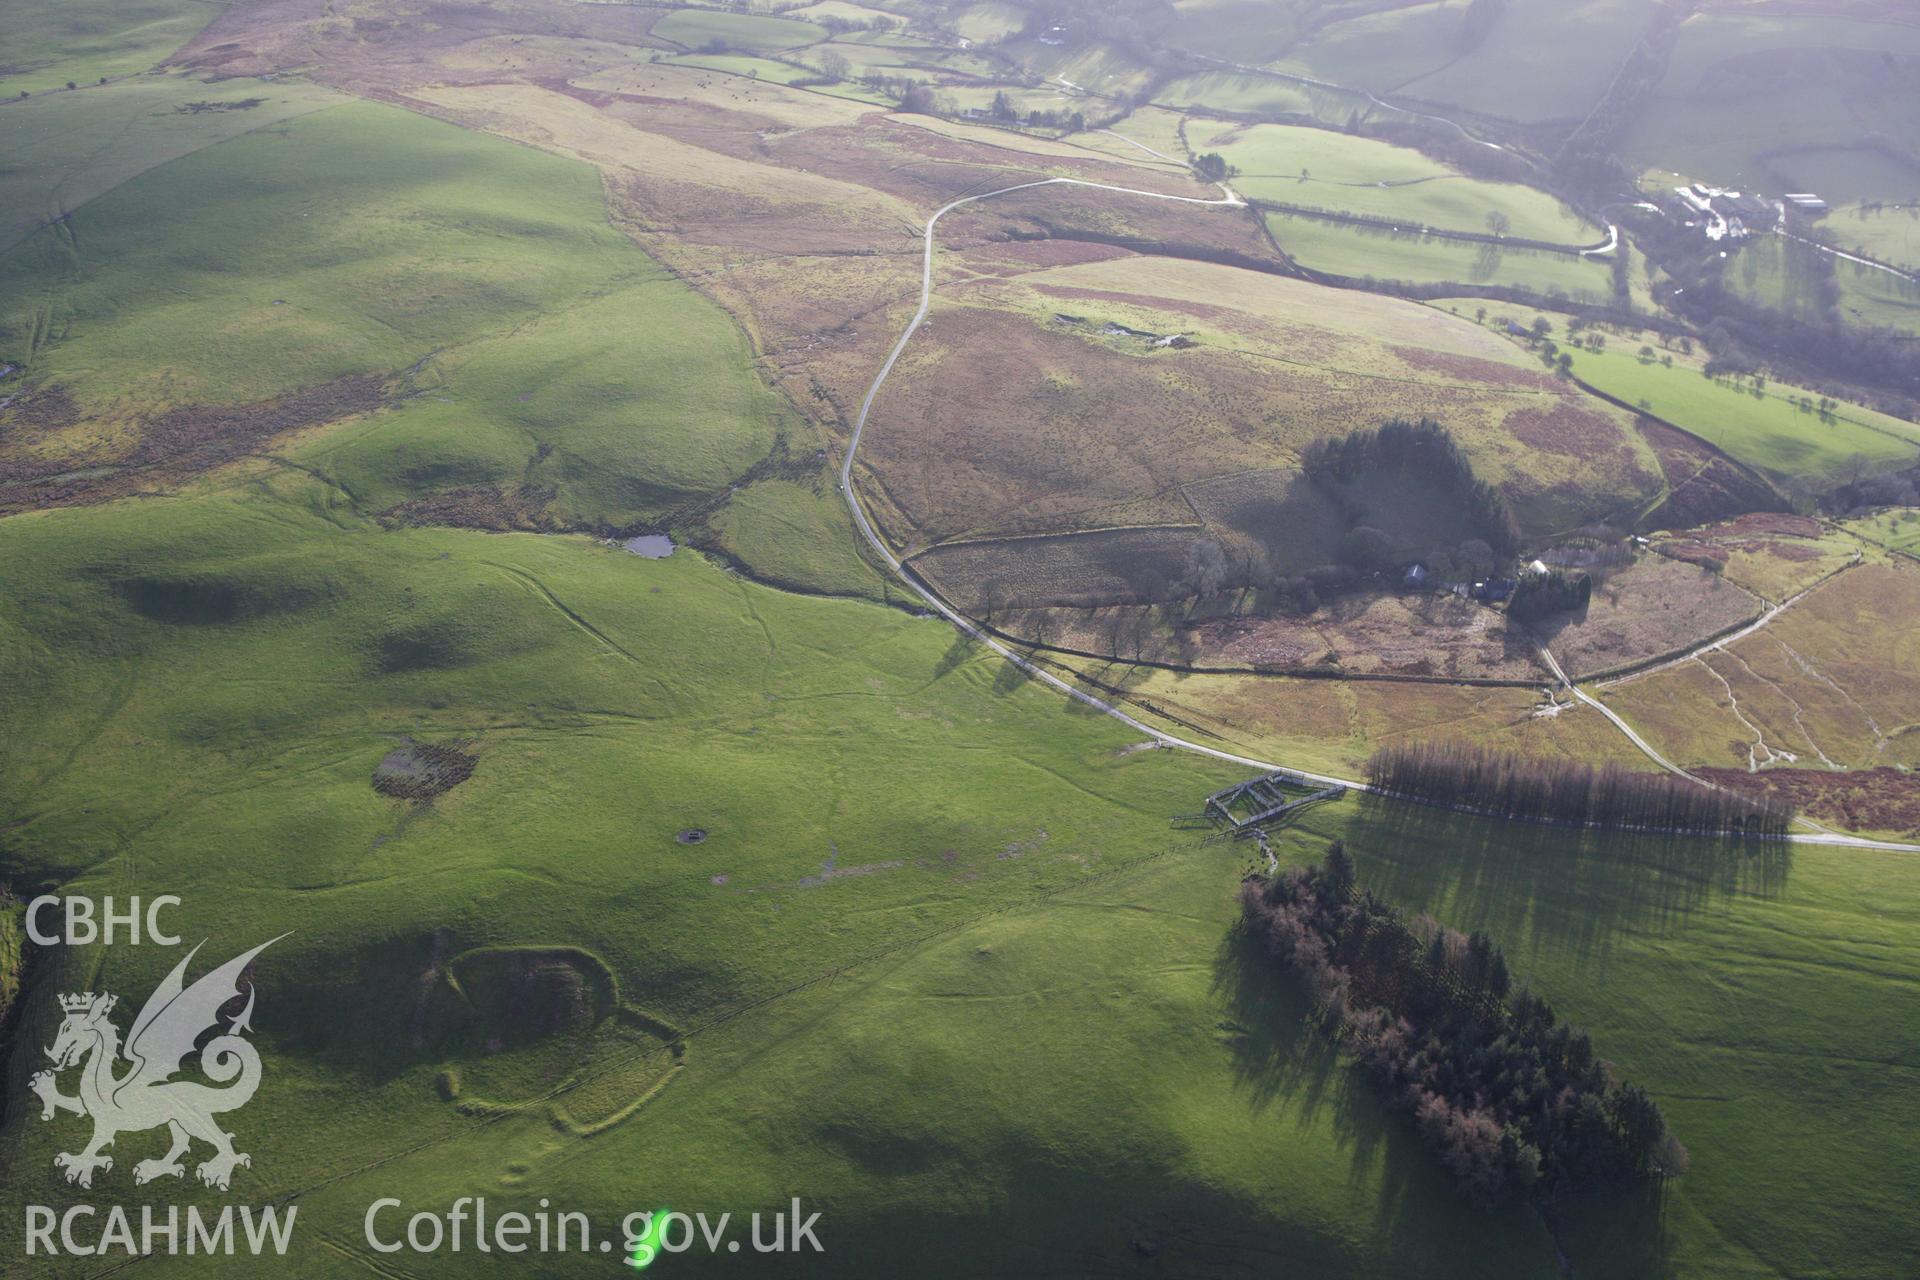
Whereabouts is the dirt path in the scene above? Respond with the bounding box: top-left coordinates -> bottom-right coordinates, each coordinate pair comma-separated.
837,174 -> 1920,854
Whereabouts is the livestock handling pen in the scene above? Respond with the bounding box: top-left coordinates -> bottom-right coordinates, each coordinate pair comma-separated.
1204,770 -> 1348,837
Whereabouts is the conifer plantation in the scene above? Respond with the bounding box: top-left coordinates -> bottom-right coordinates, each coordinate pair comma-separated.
1239,844 -> 1688,1208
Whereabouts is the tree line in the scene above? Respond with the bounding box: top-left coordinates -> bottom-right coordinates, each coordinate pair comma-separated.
1367,741 -> 1794,836
1239,844 -> 1687,1207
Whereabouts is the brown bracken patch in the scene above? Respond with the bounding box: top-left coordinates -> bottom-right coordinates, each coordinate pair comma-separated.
0,375 -> 387,512
1695,766 -> 1920,837
1502,403 -> 1630,461
1660,541 -> 1732,570
1753,539 -> 1823,562
1031,283 -> 1235,323
379,484 -> 566,533
372,740 -> 477,801
1637,419 -> 1784,530
1390,345 -> 1558,390
1696,512 -> 1822,539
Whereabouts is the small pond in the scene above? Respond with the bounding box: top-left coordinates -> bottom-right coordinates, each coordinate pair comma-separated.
623,534 -> 675,559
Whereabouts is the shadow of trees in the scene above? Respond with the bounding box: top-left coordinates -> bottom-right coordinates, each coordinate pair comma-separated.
1338,793 -> 1791,966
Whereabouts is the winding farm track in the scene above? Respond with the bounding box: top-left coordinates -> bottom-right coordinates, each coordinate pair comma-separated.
837,176 -> 1346,789
835,174 -> 1920,853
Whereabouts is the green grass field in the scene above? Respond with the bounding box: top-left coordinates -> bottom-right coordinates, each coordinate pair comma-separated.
0,99 -> 784,528
1202,121 -> 1600,244
1265,209 -> 1617,301
0,0 -> 220,96
1435,302 -> 1920,491
651,8 -> 828,52
1383,0 -> 1662,124
952,0 -> 1027,42
1162,0 -> 1308,63
663,51 -> 818,83
1267,0 -> 1661,124
1825,204 -> 1920,272
1834,256 -> 1920,336
1541,343 -> 1920,489
1622,10 -> 1920,203
1075,104 -> 1189,166
1844,507 -> 1920,554
0,72 -> 347,253
1265,0 -> 1463,92
1004,39 -> 1159,103
1157,69 -> 1369,124
1727,235 -> 1832,325
10,92 -> 1600,1271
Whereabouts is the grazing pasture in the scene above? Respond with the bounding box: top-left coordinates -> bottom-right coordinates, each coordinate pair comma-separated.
1834,257 -> 1920,336
0,73 -> 346,252
0,100 -> 783,528
1201,121 -> 1601,244
1271,0 -> 1663,125
0,0 -> 220,95
1825,203 -> 1920,272
1501,330 -> 1920,492
1265,211 -> 1618,301
650,7 -> 828,52
1621,9 -> 1920,202
1157,69 -> 1366,123
952,2 -> 1028,43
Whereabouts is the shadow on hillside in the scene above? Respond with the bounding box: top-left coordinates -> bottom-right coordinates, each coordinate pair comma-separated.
933,629 -> 971,681
1547,1178 -> 1684,1278
1341,792 -> 1793,965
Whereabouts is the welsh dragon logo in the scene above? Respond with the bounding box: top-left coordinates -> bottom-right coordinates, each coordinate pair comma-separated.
30,937 -> 283,1191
